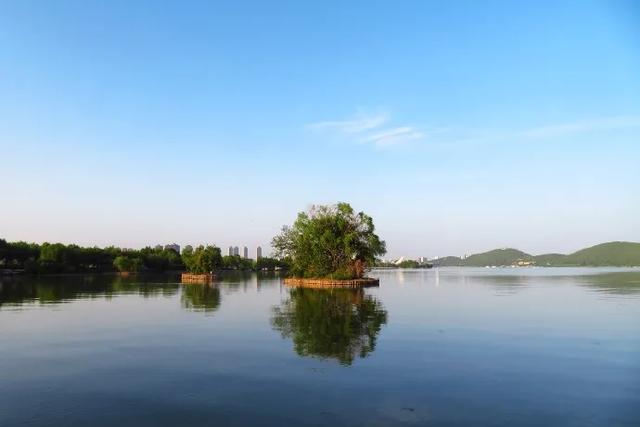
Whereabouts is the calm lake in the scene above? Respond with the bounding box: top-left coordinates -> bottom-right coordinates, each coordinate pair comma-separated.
1,268 -> 639,426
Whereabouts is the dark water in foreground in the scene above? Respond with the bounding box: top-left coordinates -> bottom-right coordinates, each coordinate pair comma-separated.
1,268 -> 639,426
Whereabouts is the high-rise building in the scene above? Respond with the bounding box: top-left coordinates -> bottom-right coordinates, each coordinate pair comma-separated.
165,243 -> 180,254
243,246 -> 248,259
256,246 -> 262,259
228,246 -> 233,256
233,246 -> 239,256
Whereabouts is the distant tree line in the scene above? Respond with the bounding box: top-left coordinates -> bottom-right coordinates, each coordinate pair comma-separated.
0,239 -> 287,275
0,239 -> 184,274
375,259 -> 432,269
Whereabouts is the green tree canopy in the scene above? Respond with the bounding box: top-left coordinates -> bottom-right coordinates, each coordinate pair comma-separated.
113,255 -> 143,273
182,245 -> 222,273
272,203 -> 386,279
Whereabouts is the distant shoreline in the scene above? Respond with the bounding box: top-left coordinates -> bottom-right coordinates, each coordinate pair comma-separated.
371,265 -> 640,270
421,241 -> 640,268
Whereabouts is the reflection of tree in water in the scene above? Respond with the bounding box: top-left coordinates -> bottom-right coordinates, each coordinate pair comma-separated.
0,275 -> 180,308
271,288 -> 387,365
181,284 -> 221,313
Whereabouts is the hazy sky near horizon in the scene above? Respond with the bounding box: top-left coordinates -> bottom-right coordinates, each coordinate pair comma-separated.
1,1 -> 639,258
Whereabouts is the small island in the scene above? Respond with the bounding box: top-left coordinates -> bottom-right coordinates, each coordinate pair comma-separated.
180,245 -> 221,283
272,203 -> 386,288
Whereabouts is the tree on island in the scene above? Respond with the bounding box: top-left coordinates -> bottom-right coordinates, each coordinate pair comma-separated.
113,255 -> 143,273
181,245 -> 223,273
272,202 -> 386,279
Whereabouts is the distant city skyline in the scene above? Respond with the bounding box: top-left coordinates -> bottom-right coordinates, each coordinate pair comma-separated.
1,1 -> 639,259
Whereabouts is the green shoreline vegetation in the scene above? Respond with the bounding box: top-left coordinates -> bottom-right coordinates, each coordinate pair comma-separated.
0,239 -> 286,275
2,211 -> 639,276
376,259 -> 433,269
2,239 -> 639,276
3,240 -> 639,276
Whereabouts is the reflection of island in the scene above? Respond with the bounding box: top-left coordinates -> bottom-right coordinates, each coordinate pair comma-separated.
271,288 -> 387,365
0,275 -> 180,307
181,284 -> 221,313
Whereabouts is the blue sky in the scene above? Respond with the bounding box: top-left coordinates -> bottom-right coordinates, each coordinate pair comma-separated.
1,1 -> 639,258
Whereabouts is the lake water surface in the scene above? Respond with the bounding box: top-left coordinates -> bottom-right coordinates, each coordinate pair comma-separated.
1,268 -> 639,426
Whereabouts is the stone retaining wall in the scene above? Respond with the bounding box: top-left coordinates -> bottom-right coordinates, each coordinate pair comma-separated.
283,277 -> 379,288
181,273 -> 214,283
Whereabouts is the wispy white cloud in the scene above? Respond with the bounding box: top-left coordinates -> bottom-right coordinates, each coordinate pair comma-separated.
307,111 -> 423,148
360,126 -> 424,147
308,112 -> 640,150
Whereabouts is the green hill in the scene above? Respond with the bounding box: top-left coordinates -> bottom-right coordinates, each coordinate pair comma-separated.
532,253 -> 567,266
432,242 -> 640,267
462,248 -> 532,267
559,241 -> 640,266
